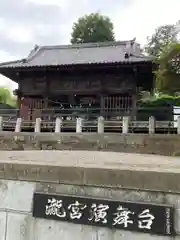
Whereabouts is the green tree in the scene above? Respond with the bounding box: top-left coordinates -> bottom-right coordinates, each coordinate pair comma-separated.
145,24 -> 179,59
0,87 -> 17,107
0,88 -> 11,103
156,43 -> 180,94
71,13 -> 115,44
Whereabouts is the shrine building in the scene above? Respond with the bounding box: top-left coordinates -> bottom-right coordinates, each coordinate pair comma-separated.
0,39 -> 155,121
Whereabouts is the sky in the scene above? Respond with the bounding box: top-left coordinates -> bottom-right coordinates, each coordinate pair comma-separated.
0,0 -> 180,91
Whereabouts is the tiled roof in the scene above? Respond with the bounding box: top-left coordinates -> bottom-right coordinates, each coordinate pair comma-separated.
0,40 -> 151,68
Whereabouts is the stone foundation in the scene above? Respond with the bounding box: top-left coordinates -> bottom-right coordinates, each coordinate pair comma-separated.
0,151 -> 180,239
0,132 -> 180,156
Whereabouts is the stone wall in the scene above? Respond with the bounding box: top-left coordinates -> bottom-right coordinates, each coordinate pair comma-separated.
0,151 -> 180,239
0,132 -> 180,156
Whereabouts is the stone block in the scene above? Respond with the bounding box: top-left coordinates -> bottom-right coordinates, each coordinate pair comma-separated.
33,218 -> 97,240
0,132 -> 180,156
0,180 -> 35,212
97,228 -> 112,240
6,213 -> 34,240
165,194 -> 180,234
113,230 -> 171,239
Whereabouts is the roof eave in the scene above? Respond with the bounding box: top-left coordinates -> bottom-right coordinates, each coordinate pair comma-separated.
0,58 -> 25,66
0,60 -> 153,70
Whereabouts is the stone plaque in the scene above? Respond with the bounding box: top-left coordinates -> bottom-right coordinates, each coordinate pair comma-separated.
32,193 -> 175,236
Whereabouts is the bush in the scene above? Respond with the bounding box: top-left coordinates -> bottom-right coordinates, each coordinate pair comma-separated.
137,95 -> 179,120
139,95 -> 180,106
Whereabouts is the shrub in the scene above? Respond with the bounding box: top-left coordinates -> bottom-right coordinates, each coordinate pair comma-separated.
137,95 -> 179,120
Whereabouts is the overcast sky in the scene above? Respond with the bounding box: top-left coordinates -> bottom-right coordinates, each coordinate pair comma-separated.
0,0 -> 179,90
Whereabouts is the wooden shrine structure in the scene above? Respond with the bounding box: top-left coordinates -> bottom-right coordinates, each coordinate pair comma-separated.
0,39 -> 156,122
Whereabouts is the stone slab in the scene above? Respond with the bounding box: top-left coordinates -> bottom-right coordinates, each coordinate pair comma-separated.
0,212 -> 6,240
113,230 -> 171,240
36,183 -> 165,204
0,151 -> 179,193
0,180 -> 35,212
33,218 -> 97,240
6,213 -> 34,240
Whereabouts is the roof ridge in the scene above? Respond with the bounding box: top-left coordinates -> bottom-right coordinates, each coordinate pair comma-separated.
26,46 -> 44,62
36,39 -> 136,50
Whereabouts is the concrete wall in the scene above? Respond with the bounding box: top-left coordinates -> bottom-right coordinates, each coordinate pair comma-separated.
0,132 -> 180,156
0,151 -> 180,239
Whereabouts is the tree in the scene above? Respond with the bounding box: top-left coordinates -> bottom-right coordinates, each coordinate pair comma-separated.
156,43 -> 180,94
144,24 -> 179,59
0,87 -> 17,107
71,13 -> 115,44
0,88 -> 12,103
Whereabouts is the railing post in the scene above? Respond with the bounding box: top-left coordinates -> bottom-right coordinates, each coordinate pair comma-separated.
122,116 -> 129,134
98,116 -> 104,133
177,116 -> 180,134
76,117 -> 83,133
55,117 -> 62,133
15,118 -> 22,132
34,118 -> 41,133
0,116 -> 3,131
149,116 -> 155,134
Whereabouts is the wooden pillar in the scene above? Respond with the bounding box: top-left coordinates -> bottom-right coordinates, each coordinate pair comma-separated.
17,74 -> 23,117
17,95 -> 21,117
46,77 -> 50,108
131,66 -> 138,120
100,94 -> 104,116
131,94 -> 137,120
69,94 -> 75,105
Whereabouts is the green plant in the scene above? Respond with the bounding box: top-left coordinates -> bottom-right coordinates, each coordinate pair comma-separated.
137,95 -> 178,120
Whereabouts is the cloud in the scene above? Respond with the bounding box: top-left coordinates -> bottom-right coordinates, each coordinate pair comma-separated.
0,0 -> 127,58
113,0 -> 180,45
0,0 -> 66,57
0,0 -> 179,57
0,0 -> 180,90
0,1 -> 62,25
0,50 -> 19,90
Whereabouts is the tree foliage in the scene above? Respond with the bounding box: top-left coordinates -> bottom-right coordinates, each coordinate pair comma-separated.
71,13 -> 115,44
144,24 -> 179,59
137,95 -> 179,121
0,87 -> 17,107
0,88 -> 12,103
144,23 -> 180,94
156,43 -> 180,94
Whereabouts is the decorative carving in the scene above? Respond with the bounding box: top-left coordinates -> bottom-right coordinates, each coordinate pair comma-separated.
34,78 -> 47,91
50,78 -> 102,92
20,78 -> 47,95
61,80 -> 74,90
76,80 -> 90,89
105,76 -> 135,89
90,80 -> 101,88
20,74 -> 136,95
